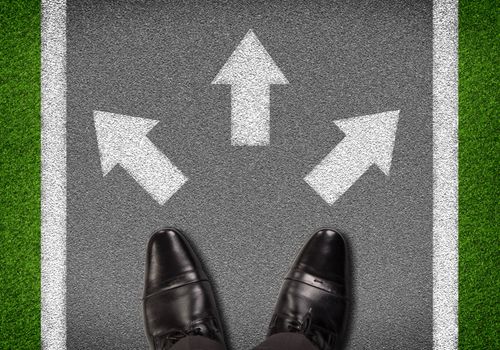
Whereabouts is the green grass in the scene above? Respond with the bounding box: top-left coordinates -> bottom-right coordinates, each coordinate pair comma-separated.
0,0 -> 498,348
0,0 -> 41,348
458,0 -> 499,348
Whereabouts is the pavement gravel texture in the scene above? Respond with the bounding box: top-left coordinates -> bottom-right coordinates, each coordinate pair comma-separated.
65,1 -> 434,349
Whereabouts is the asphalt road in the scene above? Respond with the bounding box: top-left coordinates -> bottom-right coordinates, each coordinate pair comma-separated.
66,0 -> 433,348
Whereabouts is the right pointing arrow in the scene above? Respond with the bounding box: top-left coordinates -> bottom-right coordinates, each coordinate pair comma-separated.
304,110 -> 400,205
94,111 -> 187,205
212,29 -> 288,146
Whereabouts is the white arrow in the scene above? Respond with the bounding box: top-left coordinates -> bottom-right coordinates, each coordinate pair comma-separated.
304,110 -> 400,205
212,29 -> 288,146
94,111 -> 187,205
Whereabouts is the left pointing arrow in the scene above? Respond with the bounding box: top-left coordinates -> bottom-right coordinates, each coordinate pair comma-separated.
94,111 -> 187,205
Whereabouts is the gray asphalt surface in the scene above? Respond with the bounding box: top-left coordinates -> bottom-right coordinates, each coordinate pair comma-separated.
66,0 -> 433,349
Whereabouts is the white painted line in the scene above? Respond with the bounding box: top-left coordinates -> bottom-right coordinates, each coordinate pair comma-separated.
94,111 -> 188,205
433,0 -> 459,349
304,111 -> 400,205
212,29 -> 288,146
41,0 -> 66,349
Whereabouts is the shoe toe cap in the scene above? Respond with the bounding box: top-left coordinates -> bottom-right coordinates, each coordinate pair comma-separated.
144,228 -> 206,295
294,229 -> 348,284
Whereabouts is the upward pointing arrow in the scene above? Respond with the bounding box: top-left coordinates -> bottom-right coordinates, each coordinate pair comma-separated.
94,111 -> 187,205
304,110 -> 400,205
212,29 -> 288,146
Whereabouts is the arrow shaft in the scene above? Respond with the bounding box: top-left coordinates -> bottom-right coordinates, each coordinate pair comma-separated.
231,84 -> 270,146
120,139 -> 187,205
304,138 -> 372,205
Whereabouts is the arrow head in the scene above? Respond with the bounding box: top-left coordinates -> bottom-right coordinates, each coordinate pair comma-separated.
333,110 -> 400,175
212,29 -> 288,85
94,111 -> 159,175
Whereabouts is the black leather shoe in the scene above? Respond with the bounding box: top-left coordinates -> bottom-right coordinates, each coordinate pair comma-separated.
143,228 -> 226,349
267,229 -> 350,350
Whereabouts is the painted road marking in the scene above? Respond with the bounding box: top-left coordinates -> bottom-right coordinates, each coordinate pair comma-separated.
94,111 -> 187,205
305,111 -> 400,205
433,0 -> 459,347
212,29 -> 288,146
41,0 -> 66,349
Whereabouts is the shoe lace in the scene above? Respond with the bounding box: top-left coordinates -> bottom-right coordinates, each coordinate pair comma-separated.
286,309 -> 336,349
287,308 -> 313,334
156,326 -> 205,349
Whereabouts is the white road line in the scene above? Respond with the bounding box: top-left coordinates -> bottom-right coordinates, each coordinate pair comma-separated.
41,0 -> 66,349
433,0 -> 459,349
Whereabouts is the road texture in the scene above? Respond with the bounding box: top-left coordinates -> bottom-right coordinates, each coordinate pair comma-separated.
66,1 -> 433,348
